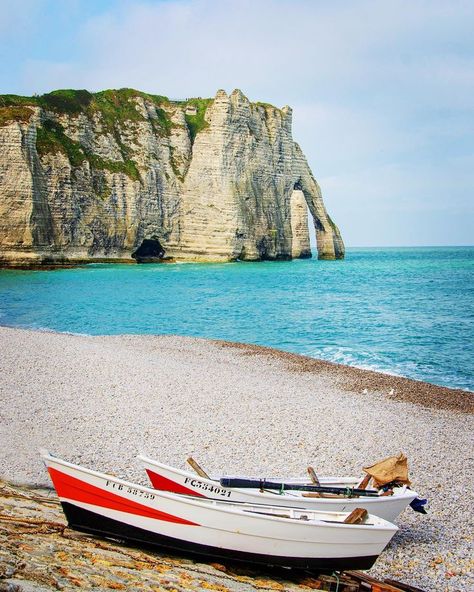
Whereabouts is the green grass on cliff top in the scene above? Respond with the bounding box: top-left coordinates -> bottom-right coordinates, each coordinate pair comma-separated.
0,89 -> 180,137
0,89 -> 217,147
0,90 -> 175,180
0,88 -> 168,111
0,88 -> 280,122
181,98 -> 213,143
0,89 -> 281,179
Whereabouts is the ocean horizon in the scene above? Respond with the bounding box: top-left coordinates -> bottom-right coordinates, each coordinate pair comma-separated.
0,246 -> 472,392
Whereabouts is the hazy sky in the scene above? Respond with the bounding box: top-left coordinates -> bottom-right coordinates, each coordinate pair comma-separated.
1,0 -> 473,246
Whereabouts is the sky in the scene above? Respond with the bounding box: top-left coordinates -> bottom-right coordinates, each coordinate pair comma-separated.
0,0 -> 473,247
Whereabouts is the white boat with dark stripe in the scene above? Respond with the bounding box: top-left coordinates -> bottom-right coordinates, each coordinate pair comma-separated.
138,455 -> 417,522
42,451 -> 398,570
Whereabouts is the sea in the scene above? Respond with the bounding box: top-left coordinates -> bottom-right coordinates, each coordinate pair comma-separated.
0,246 -> 472,392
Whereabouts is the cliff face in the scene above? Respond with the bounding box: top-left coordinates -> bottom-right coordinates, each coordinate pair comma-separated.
0,88 -> 344,267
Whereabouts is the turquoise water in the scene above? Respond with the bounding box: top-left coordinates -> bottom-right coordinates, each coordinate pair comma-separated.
0,247 -> 472,391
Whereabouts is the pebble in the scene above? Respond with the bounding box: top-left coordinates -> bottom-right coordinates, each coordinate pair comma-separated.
0,327 -> 473,591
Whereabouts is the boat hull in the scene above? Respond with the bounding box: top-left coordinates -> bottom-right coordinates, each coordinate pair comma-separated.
139,456 -> 417,523
42,452 -> 397,571
61,502 -> 378,570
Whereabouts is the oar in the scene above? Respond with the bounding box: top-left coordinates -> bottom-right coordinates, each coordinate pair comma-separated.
307,466 -> 320,486
219,477 -> 380,497
187,457 -> 210,479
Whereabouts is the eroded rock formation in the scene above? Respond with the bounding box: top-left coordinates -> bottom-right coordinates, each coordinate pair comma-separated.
0,88 -> 344,267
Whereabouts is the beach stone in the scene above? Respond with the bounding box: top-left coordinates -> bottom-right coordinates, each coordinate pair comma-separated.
0,327 -> 473,591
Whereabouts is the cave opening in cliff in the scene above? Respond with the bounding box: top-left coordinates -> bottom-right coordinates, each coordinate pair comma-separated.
131,237 -> 165,263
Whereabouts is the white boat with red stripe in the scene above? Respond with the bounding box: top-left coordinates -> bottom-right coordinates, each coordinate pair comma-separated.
139,455 -> 418,522
41,451 -> 398,570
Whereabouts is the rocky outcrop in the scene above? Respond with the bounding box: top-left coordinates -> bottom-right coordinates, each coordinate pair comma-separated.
0,479 -> 401,592
0,89 -> 344,267
290,189 -> 311,258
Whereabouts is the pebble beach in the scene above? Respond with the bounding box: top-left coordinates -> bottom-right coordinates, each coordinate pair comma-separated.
1,326 -> 473,591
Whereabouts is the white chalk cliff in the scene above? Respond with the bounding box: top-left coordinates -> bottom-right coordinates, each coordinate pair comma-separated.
0,88 -> 344,267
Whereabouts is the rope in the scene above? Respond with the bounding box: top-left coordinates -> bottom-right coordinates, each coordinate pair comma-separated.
0,480 -> 59,505
0,513 -> 66,536
0,489 -> 60,505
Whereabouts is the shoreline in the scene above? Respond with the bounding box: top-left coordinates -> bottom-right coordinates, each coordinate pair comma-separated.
1,326 -> 473,591
217,340 -> 474,413
2,323 -> 472,410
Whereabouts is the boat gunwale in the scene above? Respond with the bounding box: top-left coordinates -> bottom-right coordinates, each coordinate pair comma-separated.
138,454 -> 358,487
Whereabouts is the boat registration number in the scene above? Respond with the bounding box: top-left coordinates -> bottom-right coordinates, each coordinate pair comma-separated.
105,480 -> 156,500
184,477 -> 232,498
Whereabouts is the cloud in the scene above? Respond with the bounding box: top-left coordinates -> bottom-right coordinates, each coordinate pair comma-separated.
0,0 -> 45,36
18,1 -> 474,116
